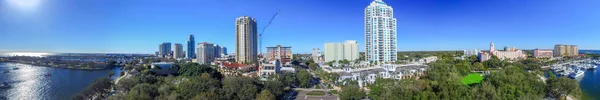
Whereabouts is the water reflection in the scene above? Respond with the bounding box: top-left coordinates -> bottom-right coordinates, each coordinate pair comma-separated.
0,63 -> 119,100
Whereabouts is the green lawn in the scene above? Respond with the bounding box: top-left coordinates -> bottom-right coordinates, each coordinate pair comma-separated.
461,73 -> 484,85
330,90 -> 338,94
306,91 -> 326,96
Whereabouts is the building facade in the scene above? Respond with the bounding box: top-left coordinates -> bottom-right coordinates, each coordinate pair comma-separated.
221,47 -> 227,56
197,42 -> 217,64
214,44 -> 221,58
344,40 -> 360,61
534,49 -> 553,58
312,48 -> 321,62
365,0 -> 397,63
187,35 -> 195,59
324,40 -> 359,62
570,45 -> 578,56
479,42 -> 527,61
463,49 -> 480,57
158,42 -> 171,58
554,44 -> 578,57
173,43 -> 184,59
266,45 -> 293,64
235,16 -> 258,64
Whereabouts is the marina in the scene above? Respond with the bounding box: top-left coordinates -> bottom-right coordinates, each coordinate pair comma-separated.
550,59 -> 599,79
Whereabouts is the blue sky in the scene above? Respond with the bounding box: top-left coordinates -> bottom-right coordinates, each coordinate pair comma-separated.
1,0 -> 599,53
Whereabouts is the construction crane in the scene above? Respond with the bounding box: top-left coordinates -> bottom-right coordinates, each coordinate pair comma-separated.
259,10 -> 280,56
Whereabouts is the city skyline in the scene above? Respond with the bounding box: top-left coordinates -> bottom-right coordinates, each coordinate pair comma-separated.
1,0 -> 600,53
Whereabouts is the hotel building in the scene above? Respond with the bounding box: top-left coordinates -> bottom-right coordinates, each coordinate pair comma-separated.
534,49 -> 553,58
479,42 -> 527,61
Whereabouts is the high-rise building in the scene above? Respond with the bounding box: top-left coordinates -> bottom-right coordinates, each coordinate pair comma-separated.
221,47 -> 228,56
173,43 -> 184,58
343,40 -> 360,61
187,35 -> 196,59
197,42 -> 217,64
365,0 -> 397,63
266,45 -> 293,64
236,16 -> 258,64
554,44 -> 566,57
214,44 -> 221,58
312,48 -> 321,62
570,45 -> 579,56
324,40 -> 359,62
554,44 -> 578,57
158,42 -> 171,58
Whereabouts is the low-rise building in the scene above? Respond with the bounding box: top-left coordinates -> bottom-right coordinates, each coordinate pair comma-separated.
479,42 -> 527,61
534,48 -> 553,58
336,64 -> 427,87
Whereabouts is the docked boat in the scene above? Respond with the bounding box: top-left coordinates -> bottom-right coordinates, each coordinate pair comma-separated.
44,73 -> 51,77
12,67 -> 19,70
569,70 -> 585,79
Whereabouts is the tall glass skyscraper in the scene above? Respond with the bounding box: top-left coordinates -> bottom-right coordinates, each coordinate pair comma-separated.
365,0 -> 397,63
187,35 -> 195,59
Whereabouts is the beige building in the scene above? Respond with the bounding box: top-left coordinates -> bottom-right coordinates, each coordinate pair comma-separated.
534,49 -> 553,58
173,43 -> 184,59
235,16 -> 258,64
324,40 -> 359,62
554,44 -> 578,57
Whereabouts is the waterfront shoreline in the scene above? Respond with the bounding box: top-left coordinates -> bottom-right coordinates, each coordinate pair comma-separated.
0,61 -> 114,71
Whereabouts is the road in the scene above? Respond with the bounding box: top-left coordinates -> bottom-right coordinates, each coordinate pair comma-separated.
296,90 -> 338,100
114,70 -> 129,84
294,69 -> 339,100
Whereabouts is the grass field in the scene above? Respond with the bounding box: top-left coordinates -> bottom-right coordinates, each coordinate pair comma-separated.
461,73 -> 484,85
330,90 -> 338,94
306,91 -> 326,96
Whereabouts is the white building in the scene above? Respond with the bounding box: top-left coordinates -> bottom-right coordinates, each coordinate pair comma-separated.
463,49 -> 480,57
324,40 -> 359,62
312,48 -> 321,62
365,0 -> 397,63
197,42 -> 217,64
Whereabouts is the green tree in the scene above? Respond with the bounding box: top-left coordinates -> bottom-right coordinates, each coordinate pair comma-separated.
297,69 -> 312,88
178,74 -> 221,99
340,85 -> 365,100
193,91 -> 218,100
73,77 -> 113,100
178,63 -> 222,79
263,80 -> 285,97
308,63 -> 319,71
221,77 -> 259,100
127,83 -> 158,100
256,90 -> 276,100
548,77 -> 582,99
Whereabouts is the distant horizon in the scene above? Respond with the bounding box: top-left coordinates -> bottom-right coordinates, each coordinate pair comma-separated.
3,49 -> 600,54
1,0 -> 599,53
